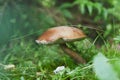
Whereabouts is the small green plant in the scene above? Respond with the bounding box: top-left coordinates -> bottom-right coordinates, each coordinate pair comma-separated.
73,0 -> 108,20
93,53 -> 119,80
114,35 -> 120,43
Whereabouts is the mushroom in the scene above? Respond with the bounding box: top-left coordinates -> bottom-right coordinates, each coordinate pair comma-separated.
35,26 -> 86,64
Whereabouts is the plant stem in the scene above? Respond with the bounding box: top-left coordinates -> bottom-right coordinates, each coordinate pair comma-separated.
60,43 -> 86,64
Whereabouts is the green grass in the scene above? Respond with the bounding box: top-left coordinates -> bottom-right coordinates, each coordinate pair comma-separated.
0,39 -> 120,80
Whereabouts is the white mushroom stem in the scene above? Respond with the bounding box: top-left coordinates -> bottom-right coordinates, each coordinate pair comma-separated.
60,44 -> 86,64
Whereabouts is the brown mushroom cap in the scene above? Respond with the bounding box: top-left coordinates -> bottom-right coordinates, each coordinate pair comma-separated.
36,26 -> 86,44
